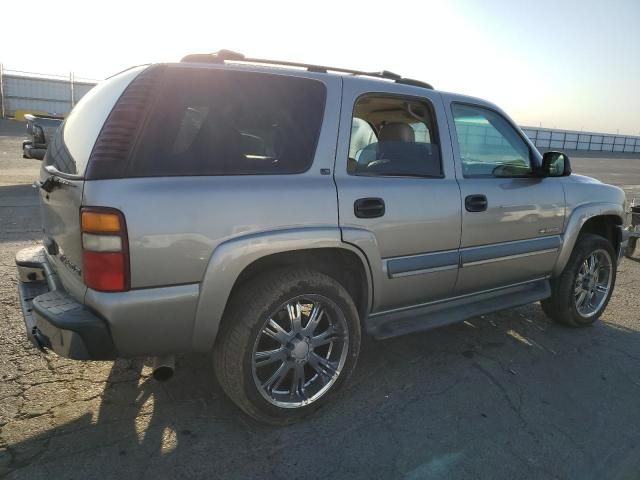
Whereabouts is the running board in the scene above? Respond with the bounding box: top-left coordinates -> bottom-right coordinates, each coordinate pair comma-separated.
366,279 -> 551,339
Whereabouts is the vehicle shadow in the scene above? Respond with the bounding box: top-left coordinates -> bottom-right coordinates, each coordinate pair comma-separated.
3,301 -> 640,480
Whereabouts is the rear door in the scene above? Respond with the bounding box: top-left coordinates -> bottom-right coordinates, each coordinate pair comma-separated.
38,136 -> 86,301
446,100 -> 565,294
335,79 -> 462,313
39,66 -> 147,301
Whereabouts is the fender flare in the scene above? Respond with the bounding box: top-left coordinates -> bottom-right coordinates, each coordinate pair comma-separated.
553,202 -> 624,276
191,227 -> 374,351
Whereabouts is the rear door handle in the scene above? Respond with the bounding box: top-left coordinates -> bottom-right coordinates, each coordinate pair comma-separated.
465,194 -> 488,212
354,198 -> 385,218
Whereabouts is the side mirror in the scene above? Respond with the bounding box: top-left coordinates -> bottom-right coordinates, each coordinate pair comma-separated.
539,151 -> 571,177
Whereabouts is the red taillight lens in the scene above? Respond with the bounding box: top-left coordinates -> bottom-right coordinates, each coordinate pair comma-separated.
80,207 -> 129,292
82,251 -> 126,291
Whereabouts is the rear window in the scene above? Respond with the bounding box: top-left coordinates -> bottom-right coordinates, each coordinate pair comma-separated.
130,68 -> 326,176
46,66 -> 147,176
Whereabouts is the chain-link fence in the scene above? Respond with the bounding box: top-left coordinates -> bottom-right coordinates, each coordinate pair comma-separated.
0,64 -> 98,118
1,64 -> 639,154
521,127 -> 640,153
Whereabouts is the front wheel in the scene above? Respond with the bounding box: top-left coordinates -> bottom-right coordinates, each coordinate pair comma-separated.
213,268 -> 361,424
541,234 -> 616,327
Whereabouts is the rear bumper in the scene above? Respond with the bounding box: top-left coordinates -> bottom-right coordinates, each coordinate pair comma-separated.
15,246 -> 116,360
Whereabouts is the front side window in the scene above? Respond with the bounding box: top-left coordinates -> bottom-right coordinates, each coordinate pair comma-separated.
347,96 -> 441,177
131,68 -> 326,176
452,104 -> 531,178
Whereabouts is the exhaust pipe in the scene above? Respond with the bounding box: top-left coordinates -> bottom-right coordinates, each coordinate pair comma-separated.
151,355 -> 175,381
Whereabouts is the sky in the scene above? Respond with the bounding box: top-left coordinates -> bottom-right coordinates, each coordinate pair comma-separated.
2,0 -> 639,135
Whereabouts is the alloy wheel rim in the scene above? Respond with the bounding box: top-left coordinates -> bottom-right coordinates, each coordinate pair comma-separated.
574,249 -> 612,318
251,294 -> 349,408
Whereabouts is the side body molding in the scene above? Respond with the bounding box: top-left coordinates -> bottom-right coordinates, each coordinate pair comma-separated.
192,227 -> 373,351
553,202 -> 624,276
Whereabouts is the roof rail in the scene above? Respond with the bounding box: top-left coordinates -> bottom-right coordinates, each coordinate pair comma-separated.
180,50 -> 434,90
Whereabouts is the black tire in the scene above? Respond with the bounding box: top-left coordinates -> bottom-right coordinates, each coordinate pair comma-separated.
213,268 -> 361,425
541,233 -> 616,327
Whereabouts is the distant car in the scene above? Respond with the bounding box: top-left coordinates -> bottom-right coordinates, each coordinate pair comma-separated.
22,113 -> 63,160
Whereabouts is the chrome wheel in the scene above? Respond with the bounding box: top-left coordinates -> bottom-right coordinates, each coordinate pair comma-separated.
252,294 -> 349,408
574,249 -> 612,318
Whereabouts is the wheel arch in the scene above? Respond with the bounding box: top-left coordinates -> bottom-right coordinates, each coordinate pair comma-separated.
192,227 -> 373,351
554,203 -> 624,277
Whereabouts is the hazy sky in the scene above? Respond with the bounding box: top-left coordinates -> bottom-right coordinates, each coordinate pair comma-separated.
3,0 -> 639,134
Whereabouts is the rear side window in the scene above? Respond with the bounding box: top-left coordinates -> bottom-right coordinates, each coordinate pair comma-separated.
130,68 -> 326,176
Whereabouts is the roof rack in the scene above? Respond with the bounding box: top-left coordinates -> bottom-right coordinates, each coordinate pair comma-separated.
180,50 -> 434,90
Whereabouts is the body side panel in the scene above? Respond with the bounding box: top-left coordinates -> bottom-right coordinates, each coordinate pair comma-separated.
553,202 -> 624,276
84,283 -> 199,357
553,175 -> 626,275
334,80 -> 462,312
440,91 -> 566,292
192,227 -> 373,351
81,75 -> 343,289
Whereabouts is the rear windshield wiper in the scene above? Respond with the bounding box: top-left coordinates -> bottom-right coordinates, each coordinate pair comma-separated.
33,176 -> 76,193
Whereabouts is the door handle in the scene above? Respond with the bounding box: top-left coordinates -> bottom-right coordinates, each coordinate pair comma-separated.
465,194 -> 488,212
354,198 -> 385,218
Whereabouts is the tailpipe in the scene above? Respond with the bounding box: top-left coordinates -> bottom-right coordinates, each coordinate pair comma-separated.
151,355 -> 175,381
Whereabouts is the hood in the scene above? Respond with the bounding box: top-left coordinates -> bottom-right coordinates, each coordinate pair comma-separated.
566,174 -> 602,185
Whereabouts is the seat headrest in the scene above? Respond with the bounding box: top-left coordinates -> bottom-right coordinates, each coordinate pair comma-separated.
378,123 -> 415,143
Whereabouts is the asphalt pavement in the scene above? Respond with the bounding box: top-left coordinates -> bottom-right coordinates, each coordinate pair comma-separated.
1,119 -> 639,480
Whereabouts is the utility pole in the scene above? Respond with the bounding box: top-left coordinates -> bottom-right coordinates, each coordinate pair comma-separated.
70,72 -> 75,111
0,63 -> 5,119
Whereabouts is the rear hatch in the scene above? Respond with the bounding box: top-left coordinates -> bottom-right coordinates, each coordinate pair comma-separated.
38,66 -> 148,301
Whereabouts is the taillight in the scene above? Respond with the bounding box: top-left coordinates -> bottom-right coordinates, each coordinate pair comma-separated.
80,207 -> 129,292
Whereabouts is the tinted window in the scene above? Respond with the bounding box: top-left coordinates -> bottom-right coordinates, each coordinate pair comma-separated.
46,123 -> 76,174
131,68 -> 326,176
452,104 -> 531,178
347,96 -> 441,177
46,66 -> 146,175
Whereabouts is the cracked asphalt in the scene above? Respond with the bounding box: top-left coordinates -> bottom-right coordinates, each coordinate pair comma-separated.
1,119 -> 640,479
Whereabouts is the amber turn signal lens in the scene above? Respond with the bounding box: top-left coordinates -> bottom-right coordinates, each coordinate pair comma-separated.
81,211 -> 121,233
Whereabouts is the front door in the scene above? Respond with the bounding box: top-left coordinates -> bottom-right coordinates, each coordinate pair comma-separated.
447,102 -> 565,294
335,79 -> 462,313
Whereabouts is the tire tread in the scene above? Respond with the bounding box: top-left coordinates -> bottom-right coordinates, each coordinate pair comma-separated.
213,267 -> 360,424
541,233 -> 616,327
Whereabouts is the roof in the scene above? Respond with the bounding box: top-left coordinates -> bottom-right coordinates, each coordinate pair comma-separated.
179,50 -> 434,90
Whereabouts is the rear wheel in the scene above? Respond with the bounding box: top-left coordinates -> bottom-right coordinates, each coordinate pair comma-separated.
214,268 -> 361,424
541,234 -> 616,327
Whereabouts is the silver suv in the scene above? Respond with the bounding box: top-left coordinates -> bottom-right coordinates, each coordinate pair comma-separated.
15,51 -> 628,424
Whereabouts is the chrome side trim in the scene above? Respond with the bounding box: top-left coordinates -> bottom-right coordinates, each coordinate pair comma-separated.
385,249 -> 459,278
389,264 -> 458,278
460,235 -> 561,266
462,248 -> 559,267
